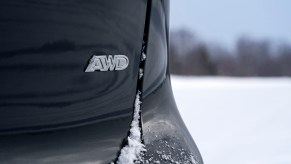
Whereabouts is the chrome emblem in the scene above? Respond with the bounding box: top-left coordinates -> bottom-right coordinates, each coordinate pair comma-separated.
85,55 -> 129,72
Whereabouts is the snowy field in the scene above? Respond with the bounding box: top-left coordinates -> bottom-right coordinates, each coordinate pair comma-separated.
171,76 -> 291,164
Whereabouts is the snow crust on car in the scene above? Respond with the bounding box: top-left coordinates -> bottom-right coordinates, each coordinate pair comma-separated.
116,91 -> 146,164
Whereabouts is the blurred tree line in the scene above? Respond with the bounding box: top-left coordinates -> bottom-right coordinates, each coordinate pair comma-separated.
169,29 -> 291,76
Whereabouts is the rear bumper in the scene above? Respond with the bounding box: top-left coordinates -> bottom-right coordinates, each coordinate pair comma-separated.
142,77 -> 203,164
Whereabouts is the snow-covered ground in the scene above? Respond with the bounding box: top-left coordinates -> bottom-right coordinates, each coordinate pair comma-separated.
171,76 -> 291,164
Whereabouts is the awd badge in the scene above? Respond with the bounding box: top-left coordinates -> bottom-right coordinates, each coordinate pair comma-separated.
85,55 -> 129,72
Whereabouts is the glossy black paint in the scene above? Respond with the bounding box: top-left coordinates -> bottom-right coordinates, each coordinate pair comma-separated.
142,0 -> 168,97
141,1 -> 203,163
0,0 -> 147,163
0,118 -> 131,164
0,0 -> 203,163
0,0 -> 146,133
142,77 -> 203,164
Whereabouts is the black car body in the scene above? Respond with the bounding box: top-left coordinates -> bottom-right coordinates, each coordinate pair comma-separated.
0,0 -> 203,163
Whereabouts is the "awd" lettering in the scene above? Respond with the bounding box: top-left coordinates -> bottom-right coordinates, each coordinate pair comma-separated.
85,55 -> 129,72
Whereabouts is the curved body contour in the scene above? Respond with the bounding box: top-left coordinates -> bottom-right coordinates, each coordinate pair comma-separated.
0,0 -> 203,163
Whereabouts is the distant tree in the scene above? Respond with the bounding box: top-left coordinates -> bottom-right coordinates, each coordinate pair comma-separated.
169,29 -> 291,77
169,30 -> 215,75
211,47 -> 238,76
277,44 -> 291,76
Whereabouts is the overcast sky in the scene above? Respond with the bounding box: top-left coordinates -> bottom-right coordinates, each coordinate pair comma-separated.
170,0 -> 291,48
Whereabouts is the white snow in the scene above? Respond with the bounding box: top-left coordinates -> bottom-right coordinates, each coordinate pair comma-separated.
117,91 -> 146,164
139,69 -> 144,79
171,76 -> 291,164
141,52 -> 147,61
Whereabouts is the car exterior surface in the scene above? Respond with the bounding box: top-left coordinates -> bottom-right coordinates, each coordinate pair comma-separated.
0,0 -> 203,163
